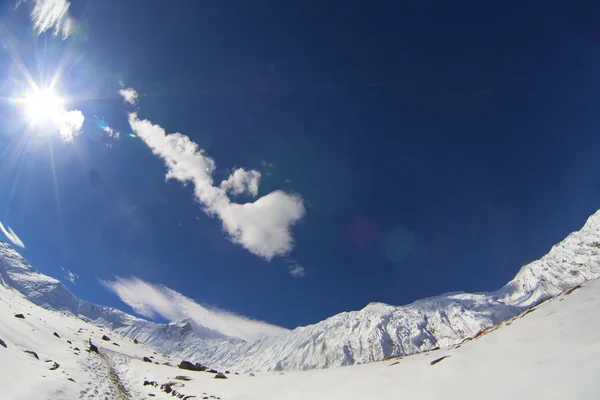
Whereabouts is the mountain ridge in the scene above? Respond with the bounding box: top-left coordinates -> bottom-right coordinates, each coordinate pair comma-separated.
1,209 -> 599,372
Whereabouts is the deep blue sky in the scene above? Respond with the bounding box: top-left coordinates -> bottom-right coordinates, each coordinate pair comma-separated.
1,1 -> 600,329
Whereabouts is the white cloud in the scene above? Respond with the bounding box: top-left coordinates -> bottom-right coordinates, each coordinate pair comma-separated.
0,222 -> 25,248
289,264 -> 306,278
123,105 -> 305,260
102,125 -> 120,139
221,168 -> 261,197
119,88 -> 139,105
60,266 -> 79,285
29,0 -> 75,39
58,109 -> 84,142
102,276 -> 289,341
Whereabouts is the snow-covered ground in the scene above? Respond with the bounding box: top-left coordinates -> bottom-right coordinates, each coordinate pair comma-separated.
1,269 -> 599,399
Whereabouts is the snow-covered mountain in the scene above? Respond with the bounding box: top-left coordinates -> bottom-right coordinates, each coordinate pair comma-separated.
1,209 -> 600,372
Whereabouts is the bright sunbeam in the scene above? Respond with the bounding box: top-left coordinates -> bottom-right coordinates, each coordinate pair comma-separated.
23,87 -> 65,125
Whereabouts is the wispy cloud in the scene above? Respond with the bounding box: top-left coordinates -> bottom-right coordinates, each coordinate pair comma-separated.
102,276 -> 289,341
289,264 -> 307,278
119,88 -> 139,105
120,87 -> 305,260
0,222 -> 25,248
28,0 -> 75,39
60,266 -> 79,285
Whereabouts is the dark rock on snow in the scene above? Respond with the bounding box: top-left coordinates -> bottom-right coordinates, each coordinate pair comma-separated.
101,335 -> 110,341
53,332 -> 60,338
14,313 -> 25,319
430,356 -> 450,366
24,350 -> 39,359
49,361 -> 60,370
214,372 -> 228,379
0,338 -> 7,348
143,356 -> 153,363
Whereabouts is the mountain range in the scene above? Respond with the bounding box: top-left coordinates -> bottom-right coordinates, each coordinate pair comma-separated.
2,210 -> 599,372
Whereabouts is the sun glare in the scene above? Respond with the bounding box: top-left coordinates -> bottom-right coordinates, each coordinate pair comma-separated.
24,87 -> 65,125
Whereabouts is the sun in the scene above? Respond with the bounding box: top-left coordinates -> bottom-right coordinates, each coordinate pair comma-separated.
23,87 -> 65,125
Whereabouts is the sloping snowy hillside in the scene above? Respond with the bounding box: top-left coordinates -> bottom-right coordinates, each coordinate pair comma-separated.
1,261 -> 599,399
1,209 -> 600,372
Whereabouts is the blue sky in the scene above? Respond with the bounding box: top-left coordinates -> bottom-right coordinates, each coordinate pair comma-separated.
1,1 -> 600,333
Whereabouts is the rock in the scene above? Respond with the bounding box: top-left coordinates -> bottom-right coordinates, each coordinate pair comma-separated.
73,347 -> 80,351
430,356 -> 450,366
225,370 -> 230,374
234,372 -> 239,375
207,369 -> 217,374
113,342 -> 120,346
66,340 -> 72,344
214,372 -> 228,379
49,362 -> 60,371
24,350 -> 39,359
53,332 -> 60,338
133,339 -> 139,344
148,394 -> 155,397
164,385 -> 173,394
143,356 -> 152,363
175,375 -> 191,381
89,343 -> 99,354
0,338 -> 7,348
101,335 -> 110,341
14,313 -> 25,319
249,373 -> 255,377
143,380 -> 153,386
67,378 -> 75,382
179,360 -> 206,371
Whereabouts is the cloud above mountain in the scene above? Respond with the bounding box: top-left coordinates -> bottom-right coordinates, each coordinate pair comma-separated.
0,222 -> 25,248
102,276 -> 289,341
61,266 -> 79,285
120,87 -> 305,260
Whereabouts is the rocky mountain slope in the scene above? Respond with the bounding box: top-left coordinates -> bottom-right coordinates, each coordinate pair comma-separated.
1,210 -> 600,372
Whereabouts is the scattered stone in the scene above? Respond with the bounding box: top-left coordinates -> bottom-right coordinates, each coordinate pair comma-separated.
0,338 -> 7,348
249,373 -> 255,377
73,347 -> 80,351
155,362 -> 159,365
24,350 -> 39,359
14,313 -> 25,319
214,372 -> 228,379
113,342 -> 120,346
234,372 -> 239,375
89,343 -> 99,354
389,361 -> 400,366
67,378 -> 75,382
143,380 -> 153,386
49,362 -> 60,371
179,360 -> 206,371
430,356 -> 450,366
225,370 -> 230,374
175,376 -> 191,381
148,395 -> 155,397
66,340 -> 72,344
207,369 -> 217,374
101,335 -> 110,341
143,357 -> 152,363
133,339 -> 139,344
163,362 -> 172,366
53,332 -> 60,338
